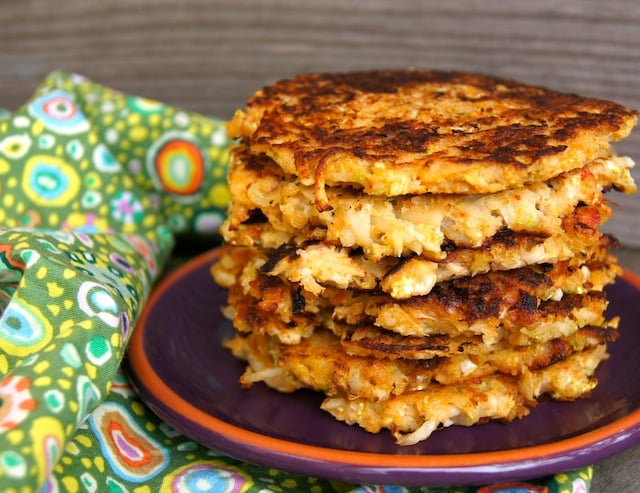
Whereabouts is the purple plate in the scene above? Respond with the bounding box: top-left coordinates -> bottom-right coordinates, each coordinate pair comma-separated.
125,248 -> 640,486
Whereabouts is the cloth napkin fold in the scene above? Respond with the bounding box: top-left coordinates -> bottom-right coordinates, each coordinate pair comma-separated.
0,72 -> 593,493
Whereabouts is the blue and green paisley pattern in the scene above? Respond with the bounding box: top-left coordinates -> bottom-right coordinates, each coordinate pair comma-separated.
0,72 -> 593,492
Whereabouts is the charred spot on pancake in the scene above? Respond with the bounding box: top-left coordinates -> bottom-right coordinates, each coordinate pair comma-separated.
513,291 -> 539,313
261,244 -> 299,274
242,209 -> 268,225
344,327 -> 455,356
292,288 -> 306,315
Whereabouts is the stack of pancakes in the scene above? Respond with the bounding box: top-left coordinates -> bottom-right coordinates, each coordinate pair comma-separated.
211,69 -> 638,445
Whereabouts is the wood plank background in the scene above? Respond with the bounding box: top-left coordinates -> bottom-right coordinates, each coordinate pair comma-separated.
1,0 -> 639,246
2,2 -> 640,490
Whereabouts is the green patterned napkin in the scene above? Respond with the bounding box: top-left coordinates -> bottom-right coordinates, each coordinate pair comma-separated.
0,72 -> 593,493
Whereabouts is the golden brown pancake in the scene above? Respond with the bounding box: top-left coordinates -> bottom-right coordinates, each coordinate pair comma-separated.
212,205 -> 616,301
222,280 -> 316,345
225,326 -> 615,403
219,267 -> 612,348
223,148 -> 634,259
225,326 -> 610,445
330,291 -> 611,356
322,345 -> 608,445
213,240 -> 619,345
328,256 -> 620,340
228,69 -> 638,209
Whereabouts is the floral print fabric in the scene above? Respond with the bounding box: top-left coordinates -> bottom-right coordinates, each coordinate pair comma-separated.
0,72 -> 592,493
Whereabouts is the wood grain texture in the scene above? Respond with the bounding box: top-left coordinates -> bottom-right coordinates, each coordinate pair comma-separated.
1,2 -> 639,489
1,0 -> 639,246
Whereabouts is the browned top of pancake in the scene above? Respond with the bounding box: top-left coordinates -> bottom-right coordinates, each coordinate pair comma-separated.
228,69 -> 637,204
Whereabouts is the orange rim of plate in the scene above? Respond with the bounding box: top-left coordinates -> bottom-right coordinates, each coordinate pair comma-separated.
128,247 -> 640,470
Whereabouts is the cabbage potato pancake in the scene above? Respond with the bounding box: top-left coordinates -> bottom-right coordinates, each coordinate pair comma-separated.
223,149 -> 634,259
225,327 -> 615,402
221,203 -> 615,288
322,345 -> 608,445
225,329 -> 609,445
227,69 -> 637,208
330,293 -> 611,356
213,243 -> 618,345
216,204 -> 614,298
221,273 -> 611,348
328,258 -> 619,342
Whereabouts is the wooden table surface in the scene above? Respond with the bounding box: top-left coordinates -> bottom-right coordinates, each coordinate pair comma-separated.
1,1 -> 639,490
